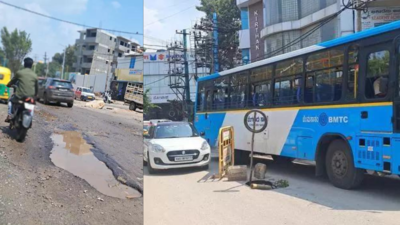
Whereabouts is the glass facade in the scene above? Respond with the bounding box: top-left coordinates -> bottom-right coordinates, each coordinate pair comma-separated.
242,49 -> 250,64
264,0 -> 337,26
241,8 -> 249,30
262,0 -> 338,56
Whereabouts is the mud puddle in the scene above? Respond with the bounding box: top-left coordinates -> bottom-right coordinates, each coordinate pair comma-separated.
50,131 -> 141,199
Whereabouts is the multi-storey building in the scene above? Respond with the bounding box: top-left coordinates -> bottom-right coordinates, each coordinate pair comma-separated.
237,0 -> 400,64
73,28 -> 140,76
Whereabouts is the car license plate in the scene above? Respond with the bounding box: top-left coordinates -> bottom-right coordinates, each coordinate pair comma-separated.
175,156 -> 193,162
59,89 -> 66,91
88,96 -> 93,99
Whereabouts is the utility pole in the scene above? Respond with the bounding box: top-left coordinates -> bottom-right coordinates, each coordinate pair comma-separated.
44,52 -> 49,77
213,12 -> 219,72
61,47 -> 66,79
105,56 -> 111,92
176,29 -> 191,121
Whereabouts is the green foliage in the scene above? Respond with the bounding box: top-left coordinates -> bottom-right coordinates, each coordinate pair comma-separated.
196,0 -> 241,71
143,89 -> 160,114
0,27 -> 32,74
52,45 -> 77,74
48,61 -> 62,78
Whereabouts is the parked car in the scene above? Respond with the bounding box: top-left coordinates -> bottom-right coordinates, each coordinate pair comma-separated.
143,121 -> 210,174
74,86 -> 95,101
36,77 -> 47,101
37,78 -> 74,107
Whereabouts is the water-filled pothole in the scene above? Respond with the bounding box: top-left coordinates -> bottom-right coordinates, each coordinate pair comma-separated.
50,131 -> 141,199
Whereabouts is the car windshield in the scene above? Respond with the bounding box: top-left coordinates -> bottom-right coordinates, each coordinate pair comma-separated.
154,123 -> 198,139
51,81 -> 72,88
82,88 -> 92,93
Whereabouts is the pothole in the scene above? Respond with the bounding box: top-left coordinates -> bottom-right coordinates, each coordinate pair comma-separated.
50,131 -> 141,199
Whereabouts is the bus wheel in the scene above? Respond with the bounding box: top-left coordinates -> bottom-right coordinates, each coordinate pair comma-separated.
326,140 -> 364,189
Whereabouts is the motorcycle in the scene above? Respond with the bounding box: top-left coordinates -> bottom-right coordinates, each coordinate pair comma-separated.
9,92 -> 35,142
103,91 -> 113,104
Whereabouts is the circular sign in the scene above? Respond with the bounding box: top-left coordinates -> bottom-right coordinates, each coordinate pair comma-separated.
244,109 -> 268,133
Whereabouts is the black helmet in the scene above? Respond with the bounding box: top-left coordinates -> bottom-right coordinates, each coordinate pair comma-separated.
24,57 -> 34,68
24,57 -> 33,63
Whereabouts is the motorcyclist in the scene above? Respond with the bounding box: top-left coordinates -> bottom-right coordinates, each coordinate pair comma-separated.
5,57 -> 38,123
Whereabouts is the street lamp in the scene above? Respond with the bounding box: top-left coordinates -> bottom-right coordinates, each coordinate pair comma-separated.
59,43 -> 67,79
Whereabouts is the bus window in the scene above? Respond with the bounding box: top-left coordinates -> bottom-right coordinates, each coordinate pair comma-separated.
365,50 -> 390,99
305,49 -> 344,103
206,90 -> 212,110
274,57 -> 303,105
305,75 -> 314,103
196,83 -> 205,111
229,72 -> 248,108
212,77 -> 229,110
347,45 -> 359,100
315,68 -> 343,103
250,65 -> 272,107
252,81 -> 270,107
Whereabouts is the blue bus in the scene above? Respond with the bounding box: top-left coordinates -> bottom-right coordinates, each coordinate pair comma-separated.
194,20 -> 400,189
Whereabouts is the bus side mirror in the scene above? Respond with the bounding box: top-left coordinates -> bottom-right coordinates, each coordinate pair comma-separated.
200,131 -> 205,136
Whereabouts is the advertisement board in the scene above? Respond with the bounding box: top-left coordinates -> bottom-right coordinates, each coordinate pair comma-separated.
361,7 -> 400,30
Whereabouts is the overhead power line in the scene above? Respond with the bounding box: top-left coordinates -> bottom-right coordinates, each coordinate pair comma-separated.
0,0 -> 143,36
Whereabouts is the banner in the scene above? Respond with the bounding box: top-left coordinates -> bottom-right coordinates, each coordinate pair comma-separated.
361,7 -> 400,30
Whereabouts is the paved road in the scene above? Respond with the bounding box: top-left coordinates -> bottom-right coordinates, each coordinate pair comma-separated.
144,158 -> 400,225
0,100 -> 143,225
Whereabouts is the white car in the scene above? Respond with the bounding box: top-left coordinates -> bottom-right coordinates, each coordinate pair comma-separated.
144,122 -> 211,174
149,119 -> 172,126
74,86 -> 96,101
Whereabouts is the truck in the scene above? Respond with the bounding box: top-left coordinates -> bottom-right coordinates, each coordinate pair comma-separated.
124,82 -> 143,111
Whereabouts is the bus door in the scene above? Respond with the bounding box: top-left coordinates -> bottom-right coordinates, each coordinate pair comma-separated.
359,43 -> 392,133
393,36 -> 400,133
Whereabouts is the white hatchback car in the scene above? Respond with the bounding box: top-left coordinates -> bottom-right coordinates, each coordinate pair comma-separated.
144,122 -> 211,174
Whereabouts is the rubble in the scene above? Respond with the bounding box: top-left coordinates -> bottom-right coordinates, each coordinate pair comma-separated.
85,100 -> 105,109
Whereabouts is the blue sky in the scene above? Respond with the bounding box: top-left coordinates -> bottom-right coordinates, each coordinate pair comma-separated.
0,0 -> 143,61
144,0 -> 204,52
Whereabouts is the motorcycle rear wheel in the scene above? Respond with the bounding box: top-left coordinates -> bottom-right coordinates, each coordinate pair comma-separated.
16,126 -> 28,142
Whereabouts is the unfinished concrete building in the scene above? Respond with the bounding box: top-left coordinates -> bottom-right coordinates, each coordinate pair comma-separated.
73,28 -> 140,76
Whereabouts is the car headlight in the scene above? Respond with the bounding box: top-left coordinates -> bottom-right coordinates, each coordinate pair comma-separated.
200,141 -> 209,150
151,144 -> 165,153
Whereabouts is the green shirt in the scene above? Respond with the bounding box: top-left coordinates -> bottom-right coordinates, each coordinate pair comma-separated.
9,68 -> 38,99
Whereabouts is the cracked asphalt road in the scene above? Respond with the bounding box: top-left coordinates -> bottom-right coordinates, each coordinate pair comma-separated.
0,100 -> 143,225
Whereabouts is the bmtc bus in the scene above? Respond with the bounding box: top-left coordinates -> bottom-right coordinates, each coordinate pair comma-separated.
194,20 -> 400,189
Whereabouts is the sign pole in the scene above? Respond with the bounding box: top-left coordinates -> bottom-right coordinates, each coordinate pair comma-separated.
244,109 -> 268,185
249,111 -> 256,183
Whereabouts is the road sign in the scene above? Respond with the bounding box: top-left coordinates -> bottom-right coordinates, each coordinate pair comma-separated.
244,109 -> 268,133
244,109 -> 268,185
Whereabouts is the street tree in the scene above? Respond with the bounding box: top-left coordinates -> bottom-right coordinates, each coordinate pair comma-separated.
196,0 -> 241,71
0,27 -> 32,74
52,45 -> 77,74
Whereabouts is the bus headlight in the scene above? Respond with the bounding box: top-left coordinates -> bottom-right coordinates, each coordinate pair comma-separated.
201,141 -> 209,150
